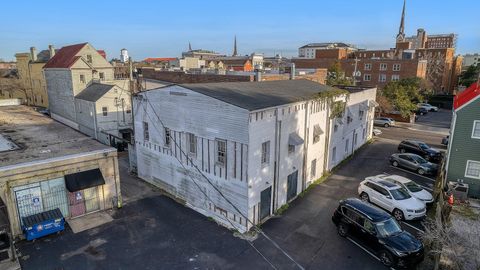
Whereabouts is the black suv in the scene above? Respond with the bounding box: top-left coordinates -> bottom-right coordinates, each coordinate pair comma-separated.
398,140 -> 442,162
332,198 -> 424,268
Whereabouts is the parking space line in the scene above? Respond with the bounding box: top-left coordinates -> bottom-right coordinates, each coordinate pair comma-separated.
389,166 -> 436,182
346,237 -> 396,270
401,221 -> 425,234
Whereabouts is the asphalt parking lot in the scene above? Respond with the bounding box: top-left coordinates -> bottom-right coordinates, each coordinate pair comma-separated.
16,113 -> 449,270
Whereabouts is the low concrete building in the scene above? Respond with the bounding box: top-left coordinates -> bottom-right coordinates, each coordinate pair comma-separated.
0,105 -> 122,238
133,80 -> 376,232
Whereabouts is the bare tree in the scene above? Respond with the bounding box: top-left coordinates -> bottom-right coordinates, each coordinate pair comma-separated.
0,77 -> 30,105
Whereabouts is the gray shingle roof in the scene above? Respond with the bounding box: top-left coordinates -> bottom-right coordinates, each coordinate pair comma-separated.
179,80 -> 339,111
75,83 -> 115,102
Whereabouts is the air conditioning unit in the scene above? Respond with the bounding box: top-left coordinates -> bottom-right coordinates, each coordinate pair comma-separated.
448,181 -> 469,202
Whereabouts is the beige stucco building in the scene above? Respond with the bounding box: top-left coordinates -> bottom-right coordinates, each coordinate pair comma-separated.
0,105 -> 122,239
13,46 -> 55,108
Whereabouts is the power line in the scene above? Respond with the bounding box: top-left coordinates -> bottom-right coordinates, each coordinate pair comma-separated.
139,95 -> 304,270
138,100 -> 278,269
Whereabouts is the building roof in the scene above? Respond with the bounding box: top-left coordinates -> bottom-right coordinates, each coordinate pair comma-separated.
97,50 -> 106,59
454,82 -> 479,110
43,43 -> 87,68
143,57 -> 177,63
179,79 -> 340,111
300,42 -> 356,49
75,83 -> 115,102
0,105 -> 114,168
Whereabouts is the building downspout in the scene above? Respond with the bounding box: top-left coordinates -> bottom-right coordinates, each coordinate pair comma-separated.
323,100 -> 332,173
93,105 -> 98,140
302,102 -> 309,191
273,108 -> 280,211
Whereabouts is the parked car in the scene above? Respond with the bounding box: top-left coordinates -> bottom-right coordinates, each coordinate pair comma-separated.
358,177 -> 426,220
414,107 -> 428,116
374,117 -> 396,127
373,128 -> 382,136
389,153 -> 438,176
417,103 -> 438,112
374,174 -> 433,204
441,135 -> 449,146
332,198 -> 424,268
397,140 -> 442,162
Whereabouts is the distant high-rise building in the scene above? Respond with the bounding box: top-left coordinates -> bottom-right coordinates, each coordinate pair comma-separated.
120,48 -> 129,63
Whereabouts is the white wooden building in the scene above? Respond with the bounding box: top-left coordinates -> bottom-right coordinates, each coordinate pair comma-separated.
133,80 -> 376,232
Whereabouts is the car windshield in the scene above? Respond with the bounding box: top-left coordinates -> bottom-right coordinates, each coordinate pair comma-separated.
419,143 -> 430,150
390,187 -> 411,200
411,155 -> 428,164
376,218 -> 402,237
404,181 -> 423,192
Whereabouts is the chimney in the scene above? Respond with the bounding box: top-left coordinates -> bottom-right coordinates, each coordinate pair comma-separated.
48,45 -> 55,58
30,47 -> 37,61
290,63 -> 296,80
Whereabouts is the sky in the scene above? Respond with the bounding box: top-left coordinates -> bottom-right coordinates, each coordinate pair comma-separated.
1,0 -> 479,61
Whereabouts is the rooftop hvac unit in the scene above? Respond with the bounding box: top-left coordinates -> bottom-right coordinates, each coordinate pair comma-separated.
448,181 -> 469,202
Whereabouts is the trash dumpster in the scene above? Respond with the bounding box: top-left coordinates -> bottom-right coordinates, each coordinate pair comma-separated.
22,208 -> 65,241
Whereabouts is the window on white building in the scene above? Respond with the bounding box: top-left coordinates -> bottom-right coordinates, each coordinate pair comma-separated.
261,141 -> 270,164
143,122 -> 149,141
99,72 -> 105,81
102,106 -> 108,116
187,133 -> 197,155
288,144 -> 295,154
345,139 -> 349,153
465,160 -> 480,179
472,121 -> 480,139
393,64 -> 401,71
86,55 -> 92,63
313,124 -> 323,144
380,63 -> 387,71
311,159 -> 317,179
332,147 -> 337,161
364,74 -> 371,81
334,124 -> 338,133
392,75 -> 400,81
379,74 -> 387,82
364,63 -> 372,70
216,139 -> 227,165
164,128 -> 171,146
359,110 -> 364,120
80,74 -> 85,83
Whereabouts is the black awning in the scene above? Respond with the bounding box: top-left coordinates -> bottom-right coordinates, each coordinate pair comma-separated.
65,168 -> 105,192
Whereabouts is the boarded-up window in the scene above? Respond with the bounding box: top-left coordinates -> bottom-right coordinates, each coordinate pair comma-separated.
143,122 -> 149,141
261,141 -> 270,164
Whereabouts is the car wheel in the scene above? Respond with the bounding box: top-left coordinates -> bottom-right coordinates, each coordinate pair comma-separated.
392,161 -> 399,167
418,168 -> 425,175
379,250 -> 395,267
338,222 -> 348,237
360,192 -> 370,202
384,123 -> 390,128
393,209 -> 404,221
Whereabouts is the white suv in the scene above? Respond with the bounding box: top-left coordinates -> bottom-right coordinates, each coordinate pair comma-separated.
358,177 -> 426,221
417,103 -> 438,112
378,174 -> 434,204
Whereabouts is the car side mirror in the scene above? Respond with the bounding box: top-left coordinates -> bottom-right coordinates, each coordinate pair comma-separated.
386,195 -> 392,200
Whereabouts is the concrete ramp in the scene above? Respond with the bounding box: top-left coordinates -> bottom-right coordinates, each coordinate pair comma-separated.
67,212 -> 113,234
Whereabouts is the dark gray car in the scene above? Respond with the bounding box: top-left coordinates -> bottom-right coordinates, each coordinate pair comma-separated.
389,153 -> 438,176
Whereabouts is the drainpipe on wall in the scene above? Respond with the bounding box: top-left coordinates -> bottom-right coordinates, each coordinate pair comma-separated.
273,108 -> 279,211
93,106 -> 98,140
323,100 -> 332,173
302,101 -> 309,191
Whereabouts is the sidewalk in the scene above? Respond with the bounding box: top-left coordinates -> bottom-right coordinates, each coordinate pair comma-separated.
396,122 -> 450,135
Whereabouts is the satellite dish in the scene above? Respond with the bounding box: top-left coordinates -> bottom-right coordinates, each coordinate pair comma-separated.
353,71 -> 361,77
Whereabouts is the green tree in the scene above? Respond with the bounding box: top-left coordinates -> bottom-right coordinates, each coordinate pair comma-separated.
326,61 -> 352,86
379,77 -> 430,117
459,64 -> 480,87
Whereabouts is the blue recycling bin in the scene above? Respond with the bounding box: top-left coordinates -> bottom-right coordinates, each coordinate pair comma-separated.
22,208 -> 65,241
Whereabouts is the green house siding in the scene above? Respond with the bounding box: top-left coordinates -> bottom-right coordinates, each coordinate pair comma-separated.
447,97 -> 480,197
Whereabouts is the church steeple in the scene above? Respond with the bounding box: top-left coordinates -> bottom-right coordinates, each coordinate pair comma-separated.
396,0 -> 406,42
188,42 -> 192,51
232,36 -> 238,56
